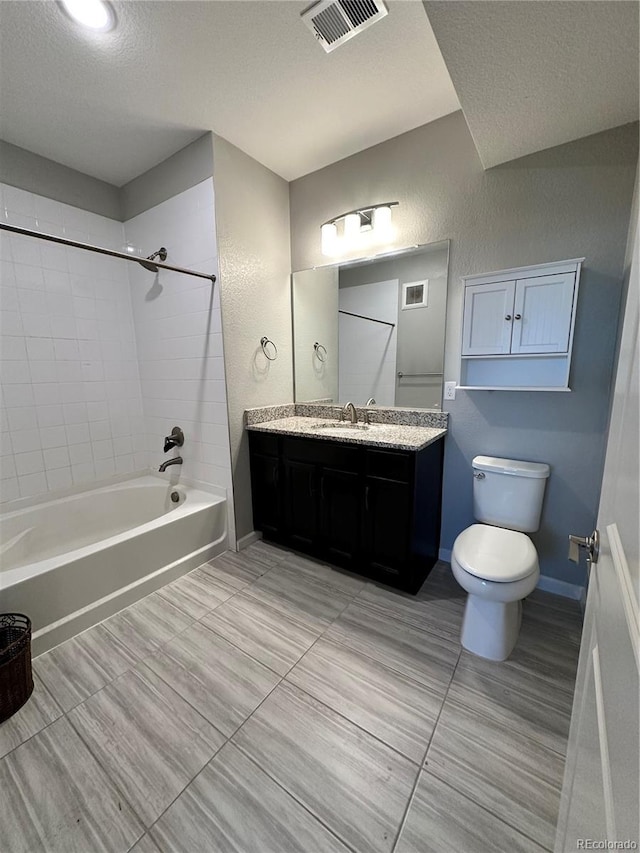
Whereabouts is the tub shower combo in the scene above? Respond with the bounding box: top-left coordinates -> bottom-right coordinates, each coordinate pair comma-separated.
0,222 -> 227,654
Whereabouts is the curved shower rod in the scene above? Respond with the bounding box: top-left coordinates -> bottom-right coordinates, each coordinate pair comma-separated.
0,223 -> 216,283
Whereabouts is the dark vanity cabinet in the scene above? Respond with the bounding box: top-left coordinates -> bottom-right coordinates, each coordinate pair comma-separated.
249,431 -> 444,593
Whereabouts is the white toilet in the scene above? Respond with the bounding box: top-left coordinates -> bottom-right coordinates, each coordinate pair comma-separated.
451,455 -> 550,661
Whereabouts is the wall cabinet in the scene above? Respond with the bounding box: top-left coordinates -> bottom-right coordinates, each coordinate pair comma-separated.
459,259 -> 583,390
249,431 -> 444,593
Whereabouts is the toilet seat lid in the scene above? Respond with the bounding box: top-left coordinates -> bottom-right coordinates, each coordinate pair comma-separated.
453,524 -> 538,582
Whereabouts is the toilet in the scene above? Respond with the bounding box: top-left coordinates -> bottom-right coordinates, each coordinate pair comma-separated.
451,455 -> 550,661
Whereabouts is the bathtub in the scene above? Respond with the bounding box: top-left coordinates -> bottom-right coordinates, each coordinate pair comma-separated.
0,475 -> 228,655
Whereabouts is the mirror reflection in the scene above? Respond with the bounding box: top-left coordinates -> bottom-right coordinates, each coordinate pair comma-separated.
292,240 -> 449,409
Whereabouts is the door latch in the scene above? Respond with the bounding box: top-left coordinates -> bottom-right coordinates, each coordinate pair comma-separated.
568,529 -> 600,565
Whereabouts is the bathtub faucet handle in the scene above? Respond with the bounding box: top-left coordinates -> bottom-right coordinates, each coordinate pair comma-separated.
164,426 -> 185,453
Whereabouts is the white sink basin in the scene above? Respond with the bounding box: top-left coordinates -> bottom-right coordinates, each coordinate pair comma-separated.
314,422 -> 370,432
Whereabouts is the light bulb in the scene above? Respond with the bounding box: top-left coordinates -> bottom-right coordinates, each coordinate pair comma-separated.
59,0 -> 115,31
372,206 -> 392,239
321,223 -> 338,256
343,213 -> 361,243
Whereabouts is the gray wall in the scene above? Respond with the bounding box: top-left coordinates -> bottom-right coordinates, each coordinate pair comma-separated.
0,139 -> 121,219
120,133 -> 214,220
1,133 -> 215,221
290,112 -> 638,587
213,134 -> 292,543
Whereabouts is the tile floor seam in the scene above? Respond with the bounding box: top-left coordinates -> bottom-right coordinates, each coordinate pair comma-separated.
63,670 -> 228,839
35,657 -> 126,718
396,769 -> 555,853
4,558 -> 259,784
212,577 -> 433,850
218,743 -> 363,853
441,685 -> 572,760
348,591 -> 466,647
58,708 -> 149,844
316,617 -> 462,697
0,710 -> 63,764
412,762 -> 557,853
421,649 -> 563,853
2,545 -> 578,853
389,645 -> 463,853
100,560 -> 255,658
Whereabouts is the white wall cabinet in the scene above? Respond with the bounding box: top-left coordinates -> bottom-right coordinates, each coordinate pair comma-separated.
462,281 -> 516,355
459,259 -> 583,391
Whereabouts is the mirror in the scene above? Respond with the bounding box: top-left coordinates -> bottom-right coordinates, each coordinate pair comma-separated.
292,240 -> 449,409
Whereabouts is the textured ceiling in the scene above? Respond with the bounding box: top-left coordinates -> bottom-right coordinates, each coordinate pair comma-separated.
424,0 -> 639,169
0,0 -> 460,185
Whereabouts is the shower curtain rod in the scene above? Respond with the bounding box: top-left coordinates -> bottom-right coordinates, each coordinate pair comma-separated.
338,309 -> 395,328
0,223 -> 216,283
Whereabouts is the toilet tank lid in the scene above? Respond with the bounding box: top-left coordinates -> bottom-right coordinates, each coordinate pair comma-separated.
472,456 -> 550,479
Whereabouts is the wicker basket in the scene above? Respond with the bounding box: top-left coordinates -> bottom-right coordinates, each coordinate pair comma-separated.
0,614 -> 34,724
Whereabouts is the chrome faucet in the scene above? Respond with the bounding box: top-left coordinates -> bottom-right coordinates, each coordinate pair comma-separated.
159,456 -> 183,472
366,397 -> 376,406
342,401 -> 357,424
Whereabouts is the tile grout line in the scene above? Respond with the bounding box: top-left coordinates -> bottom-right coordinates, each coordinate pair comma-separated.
113,554 -> 297,846
0,554 -> 271,766
53,552 -> 286,846
2,546 -> 576,853
389,645 -> 463,853
391,638 -> 566,853
140,550 -> 370,851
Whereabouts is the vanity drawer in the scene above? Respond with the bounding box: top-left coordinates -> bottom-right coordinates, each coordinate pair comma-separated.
283,436 -> 361,472
249,431 -> 279,457
366,449 -> 413,483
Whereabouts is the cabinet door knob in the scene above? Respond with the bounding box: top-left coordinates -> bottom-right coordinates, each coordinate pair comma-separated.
505,315 -> 512,321
514,314 -> 522,320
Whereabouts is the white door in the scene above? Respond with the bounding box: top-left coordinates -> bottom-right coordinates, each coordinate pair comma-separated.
510,273 -> 576,354
461,280 -> 515,355
555,219 -> 639,850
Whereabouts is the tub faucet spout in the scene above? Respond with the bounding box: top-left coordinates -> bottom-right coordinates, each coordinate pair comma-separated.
159,456 -> 183,472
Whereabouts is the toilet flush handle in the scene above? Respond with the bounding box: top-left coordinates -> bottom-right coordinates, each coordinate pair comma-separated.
474,471 -> 485,479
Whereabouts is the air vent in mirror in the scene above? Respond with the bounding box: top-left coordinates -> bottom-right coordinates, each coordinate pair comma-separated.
301,0 -> 388,53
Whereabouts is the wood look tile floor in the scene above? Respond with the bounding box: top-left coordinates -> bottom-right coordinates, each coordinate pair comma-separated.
0,543 -> 583,853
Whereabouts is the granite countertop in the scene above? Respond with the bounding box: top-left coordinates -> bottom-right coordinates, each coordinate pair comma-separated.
246,416 -> 447,452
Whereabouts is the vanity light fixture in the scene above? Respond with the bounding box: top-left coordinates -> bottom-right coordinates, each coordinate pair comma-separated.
321,202 -> 398,256
58,0 -> 115,32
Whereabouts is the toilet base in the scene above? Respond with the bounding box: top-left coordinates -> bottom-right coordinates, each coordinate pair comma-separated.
460,595 -> 523,661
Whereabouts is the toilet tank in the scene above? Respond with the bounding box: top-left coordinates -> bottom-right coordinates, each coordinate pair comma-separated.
472,456 -> 550,532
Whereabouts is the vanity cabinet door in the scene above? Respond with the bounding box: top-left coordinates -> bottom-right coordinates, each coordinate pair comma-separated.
283,460 -> 319,549
319,467 -> 362,566
363,476 -> 412,577
250,453 -> 282,537
461,280 -> 516,355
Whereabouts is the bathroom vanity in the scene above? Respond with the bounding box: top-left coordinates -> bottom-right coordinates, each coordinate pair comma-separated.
247,414 -> 446,593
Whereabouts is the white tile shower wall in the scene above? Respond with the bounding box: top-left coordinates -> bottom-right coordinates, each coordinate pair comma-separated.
125,180 -> 234,537
0,183 -> 145,502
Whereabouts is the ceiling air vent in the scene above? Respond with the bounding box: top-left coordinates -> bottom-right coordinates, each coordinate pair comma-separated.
302,0 -> 388,53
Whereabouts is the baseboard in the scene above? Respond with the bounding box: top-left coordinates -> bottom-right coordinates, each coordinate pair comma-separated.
438,547 -> 452,563
236,530 -> 262,552
579,585 -> 587,613
536,574 -> 584,601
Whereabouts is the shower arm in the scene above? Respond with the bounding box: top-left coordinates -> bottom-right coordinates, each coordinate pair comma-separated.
0,223 -> 216,283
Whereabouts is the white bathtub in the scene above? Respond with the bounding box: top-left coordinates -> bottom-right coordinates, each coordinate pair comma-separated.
0,475 -> 228,655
